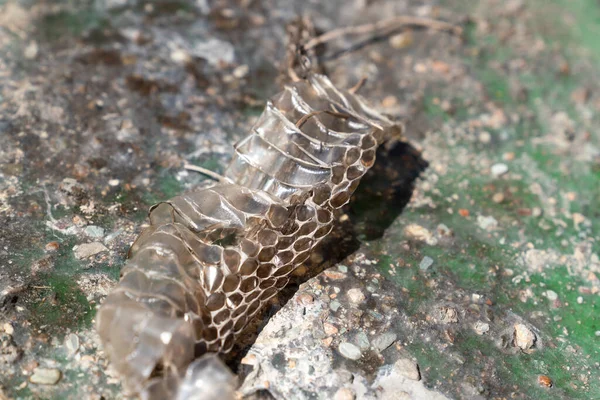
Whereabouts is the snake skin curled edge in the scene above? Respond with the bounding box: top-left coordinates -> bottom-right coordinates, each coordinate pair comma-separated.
96,73 -> 398,398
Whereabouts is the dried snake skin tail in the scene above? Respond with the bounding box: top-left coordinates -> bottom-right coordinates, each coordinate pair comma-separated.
96,73 -> 399,396
139,355 -> 237,400
96,294 -> 196,395
96,221 -> 205,394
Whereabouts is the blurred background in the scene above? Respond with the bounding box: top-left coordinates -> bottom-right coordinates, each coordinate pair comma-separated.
0,1 -> 598,399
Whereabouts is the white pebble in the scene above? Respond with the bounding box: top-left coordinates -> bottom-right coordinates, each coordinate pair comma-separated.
545,290 -> 558,301
347,288 -> 366,304
491,163 -> 509,177
419,256 -> 434,271
338,342 -> 362,360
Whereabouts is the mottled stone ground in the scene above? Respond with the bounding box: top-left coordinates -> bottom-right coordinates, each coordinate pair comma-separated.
1,1 -> 599,399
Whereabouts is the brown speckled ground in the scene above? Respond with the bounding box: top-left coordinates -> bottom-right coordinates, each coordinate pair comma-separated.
1,1 -> 599,399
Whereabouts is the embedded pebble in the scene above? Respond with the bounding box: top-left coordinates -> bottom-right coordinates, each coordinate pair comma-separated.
330,301 -> 341,312
333,387 -> 356,400
479,131 -> 492,143
3,323 -> 14,335
64,333 -> 80,356
477,215 -> 498,231
436,223 -> 452,236
45,241 -> 60,252
73,242 -> 108,259
347,288 -> 366,304
439,306 -> 459,324
404,224 -> 433,242
0,333 -> 20,364
372,332 -> 397,352
232,64 -> 249,79
491,163 -> 509,177
355,331 -> 370,350
324,270 -> 347,280
338,342 -> 362,360
295,293 -> 314,305
419,256 -> 434,271
538,375 -> 553,387
473,321 -> 490,335
393,358 -> 421,381
323,323 -> 339,335
84,225 -> 105,238
389,32 -> 413,49
545,290 -> 558,301
514,323 -> 537,350
24,41 -> 38,59
30,368 -> 61,385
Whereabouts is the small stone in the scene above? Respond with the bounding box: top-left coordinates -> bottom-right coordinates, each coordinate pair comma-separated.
572,213 -> 585,229
473,321 -> 490,335
333,387 -> 356,400
479,131 -> 492,143
24,41 -> 38,59
372,332 -> 397,352
64,333 -> 80,356
514,323 -> 537,350
393,358 -> 421,381
347,288 -> 366,304
477,215 -> 498,231
436,224 -> 452,236
545,290 -> 558,301
491,163 -> 509,177
232,64 -> 249,79
240,354 -> 257,366
170,49 -> 191,64
73,242 -> 108,259
84,225 -> 105,238
330,300 -> 341,312
404,224 -> 433,243
3,323 -> 14,335
439,306 -> 459,324
382,95 -> 398,108
0,333 -> 21,364
338,342 -> 362,360
295,293 -> 314,305
492,192 -> 504,203
323,323 -> 339,336
30,368 -> 61,385
503,152 -> 516,161
355,331 -> 370,350
538,375 -> 553,387
389,31 -> 413,49
45,241 -> 60,252
324,270 -> 347,280
108,179 -> 120,187
419,256 -> 434,271
458,208 -> 470,217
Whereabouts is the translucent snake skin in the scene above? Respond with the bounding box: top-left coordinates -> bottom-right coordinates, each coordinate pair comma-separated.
96,74 -> 398,398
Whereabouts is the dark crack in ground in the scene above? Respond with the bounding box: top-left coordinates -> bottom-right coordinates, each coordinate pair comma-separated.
1,1 -> 599,399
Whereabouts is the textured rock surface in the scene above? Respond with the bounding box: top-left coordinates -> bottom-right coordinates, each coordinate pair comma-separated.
1,0 -> 599,399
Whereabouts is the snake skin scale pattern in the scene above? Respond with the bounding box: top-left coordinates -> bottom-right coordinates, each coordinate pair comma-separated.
96,73 -> 398,398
